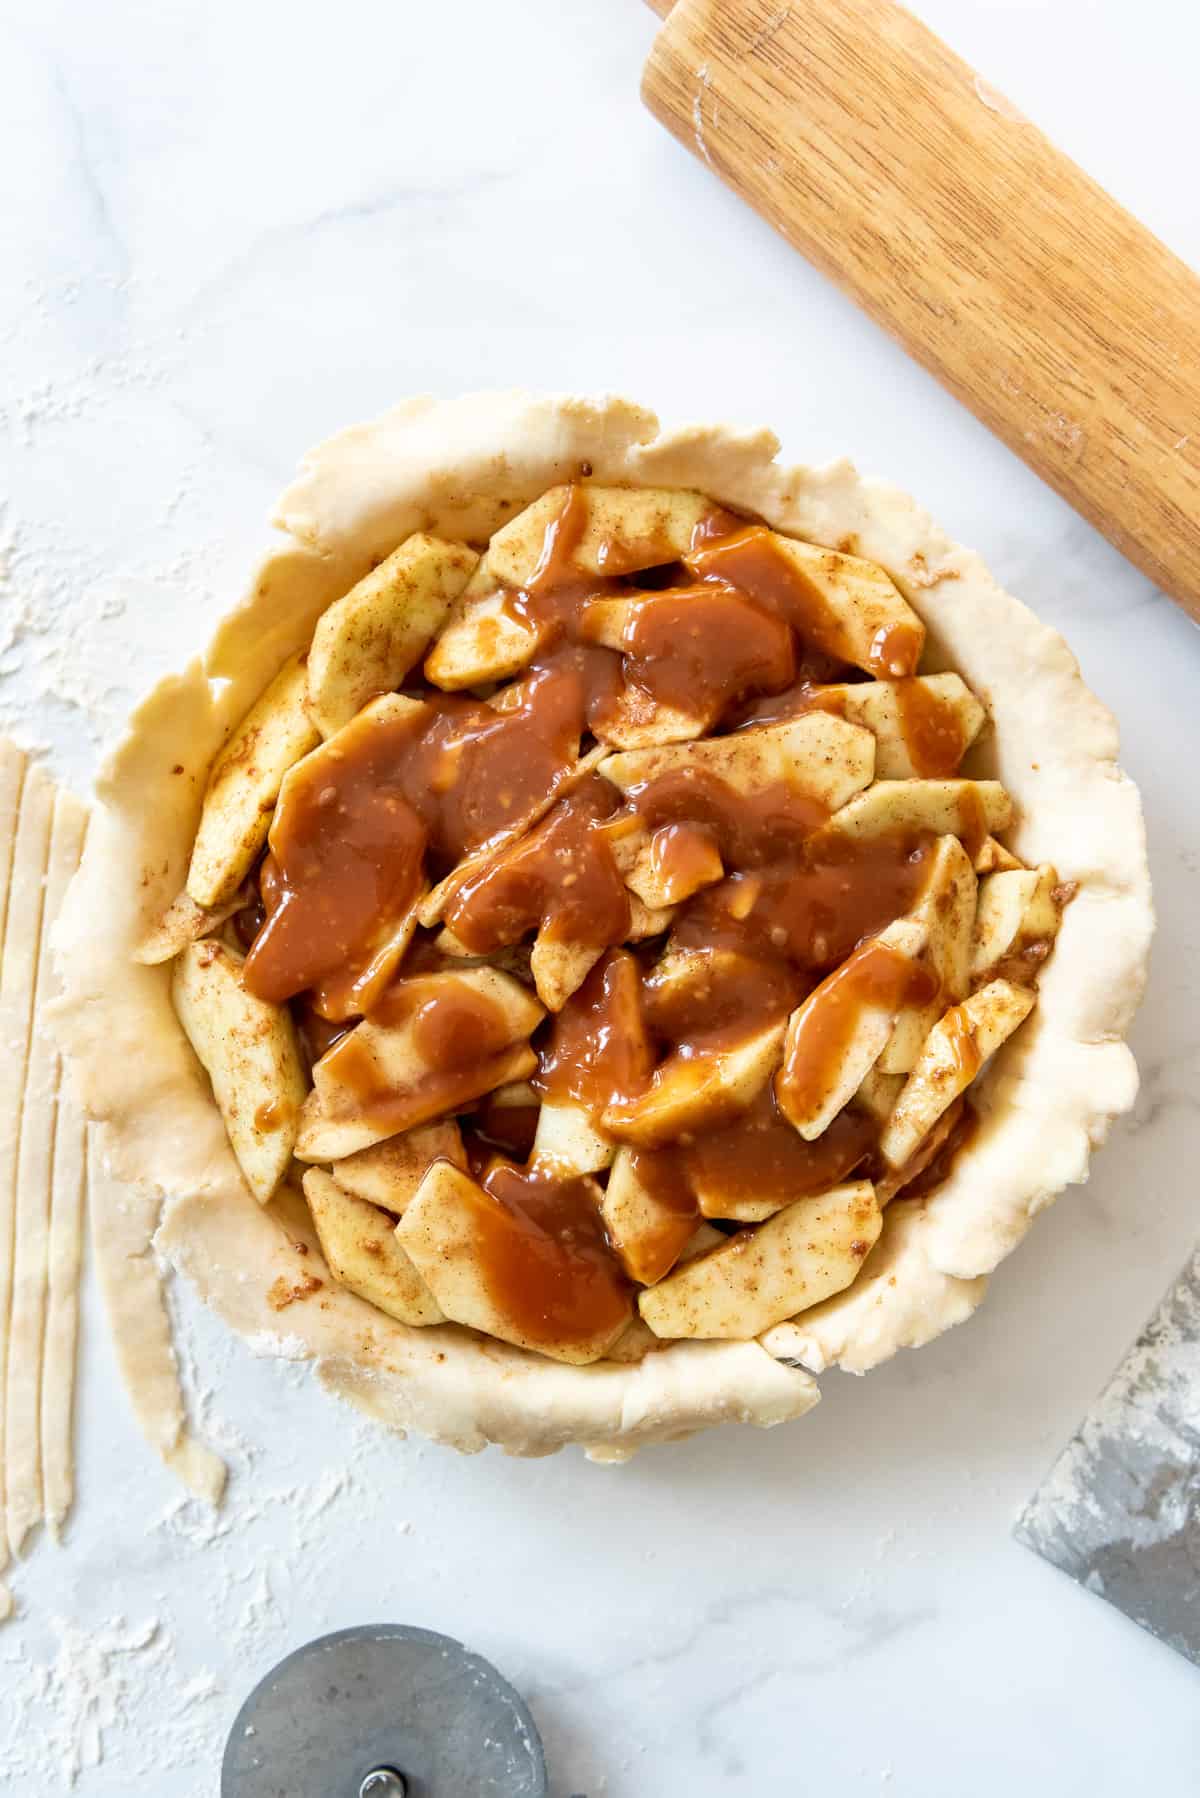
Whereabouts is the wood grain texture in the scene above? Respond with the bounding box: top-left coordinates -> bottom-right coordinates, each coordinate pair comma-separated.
641,0 -> 1200,620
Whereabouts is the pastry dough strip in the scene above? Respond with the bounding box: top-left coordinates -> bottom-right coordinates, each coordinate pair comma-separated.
5,783 -> 87,1555
0,748 -> 53,1591
87,1134 -> 227,1506
38,796 -> 89,1541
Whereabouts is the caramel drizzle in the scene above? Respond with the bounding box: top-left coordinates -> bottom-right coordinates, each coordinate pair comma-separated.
238,485 -> 1007,1335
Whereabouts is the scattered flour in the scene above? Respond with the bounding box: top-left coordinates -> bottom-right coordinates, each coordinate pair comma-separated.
0,1616 -> 219,1790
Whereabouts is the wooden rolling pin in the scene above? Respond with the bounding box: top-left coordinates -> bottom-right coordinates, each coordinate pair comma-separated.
641,0 -> 1200,623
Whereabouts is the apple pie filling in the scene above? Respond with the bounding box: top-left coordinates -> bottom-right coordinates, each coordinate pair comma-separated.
151,482 -> 1070,1364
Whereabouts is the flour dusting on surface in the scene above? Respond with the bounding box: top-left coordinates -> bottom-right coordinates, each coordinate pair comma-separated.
0,1616 -> 219,1789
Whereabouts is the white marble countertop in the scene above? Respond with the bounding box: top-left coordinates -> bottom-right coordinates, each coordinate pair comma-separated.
2,0 -> 1199,1791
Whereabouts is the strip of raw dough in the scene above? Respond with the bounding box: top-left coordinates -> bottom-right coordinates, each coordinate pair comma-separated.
39,796 -> 89,1540
5,787 -> 88,1556
41,1086 -> 86,1539
0,744 -> 24,1619
88,1132 -> 227,1506
0,746 -> 53,1599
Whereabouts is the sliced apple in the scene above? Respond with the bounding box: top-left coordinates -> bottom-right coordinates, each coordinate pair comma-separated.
974,834 -> 1025,874
878,835 -> 976,1074
598,713 -> 875,813
679,1221 -> 727,1262
487,485 -> 710,589
802,673 -> 985,778
639,1180 -> 882,1340
878,979 -> 1036,1169
302,1168 -> 444,1325
625,894 -> 676,940
853,1065 -> 905,1127
186,653 -> 320,907
601,1147 -> 697,1285
687,527 -> 924,677
604,1223 -> 726,1354
424,566 -> 543,690
330,1120 -> 466,1214
398,1161 -> 632,1364
874,1098 -> 965,1206
969,865 -> 1064,983
592,690 -> 710,751
415,745 -> 608,928
173,941 -> 306,1204
604,1317 -> 663,1363
603,1023 -> 785,1149
306,533 -> 478,737
822,779 -> 1012,844
297,968 -> 544,1160
134,886 -> 244,965
530,1098 -> 615,1177
529,935 -> 606,1013
775,917 -> 927,1141
601,815 -> 723,912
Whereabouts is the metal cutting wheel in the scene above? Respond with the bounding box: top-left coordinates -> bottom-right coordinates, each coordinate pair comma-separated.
221,1624 -> 548,1797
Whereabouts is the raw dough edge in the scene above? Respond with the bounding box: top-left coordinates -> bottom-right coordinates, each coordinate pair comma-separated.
50,392 -> 1151,1450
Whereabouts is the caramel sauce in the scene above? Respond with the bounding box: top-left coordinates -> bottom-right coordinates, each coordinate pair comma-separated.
408,984 -> 513,1068
738,675 -> 966,776
320,976 -> 522,1137
627,1146 -> 698,1218
890,677 -> 968,777
954,785 -> 990,863
444,777 -> 631,955
775,939 -> 938,1127
254,481 -> 1004,1328
647,822 -> 722,905
243,669 -> 585,1010
629,768 -> 829,870
685,1086 -> 873,1210
478,1160 -> 632,1350
687,524 -> 921,677
242,716 -> 428,1010
939,1003 -> 983,1081
620,1086 -> 870,1246
468,1091 -> 541,1162
617,583 -> 794,719
642,950 -> 799,1056
689,505 -> 748,549
671,831 -> 934,979
405,669 -> 585,868
535,950 -> 654,1112
295,1000 -> 350,1070
621,1148 -> 699,1283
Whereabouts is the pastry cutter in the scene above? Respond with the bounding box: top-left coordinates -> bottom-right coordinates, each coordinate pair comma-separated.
1015,1247 -> 1200,1665
220,1625 -> 547,1797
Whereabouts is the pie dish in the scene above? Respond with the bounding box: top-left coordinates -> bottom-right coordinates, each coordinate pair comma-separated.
52,392 -> 1152,1459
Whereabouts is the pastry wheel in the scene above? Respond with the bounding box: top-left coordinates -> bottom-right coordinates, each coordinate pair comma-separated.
220,1626 -> 547,1797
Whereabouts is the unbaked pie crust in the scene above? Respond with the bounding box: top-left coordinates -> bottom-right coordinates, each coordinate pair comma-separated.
51,393 -> 1152,1459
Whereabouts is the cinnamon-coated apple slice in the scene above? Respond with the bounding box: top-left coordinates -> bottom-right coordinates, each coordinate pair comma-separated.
639,1180 -> 882,1340
487,484 -> 711,588
303,1168 -> 444,1325
307,532 -> 478,736
878,979 -> 1035,1169
186,653 -> 319,907
172,940 -> 306,1204
330,1120 -> 467,1215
